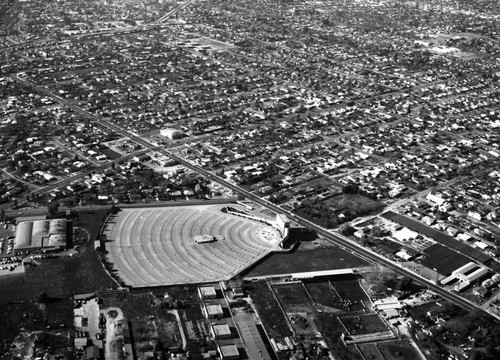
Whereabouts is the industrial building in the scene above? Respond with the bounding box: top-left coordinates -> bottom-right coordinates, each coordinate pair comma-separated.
14,219 -> 69,252
440,262 -> 489,292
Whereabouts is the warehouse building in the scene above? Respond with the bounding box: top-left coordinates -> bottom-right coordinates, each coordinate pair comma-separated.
14,219 -> 69,252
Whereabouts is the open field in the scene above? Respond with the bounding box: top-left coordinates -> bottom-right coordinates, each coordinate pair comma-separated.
73,209 -> 110,241
315,313 -> 363,360
0,245 -> 116,303
331,279 -> 369,311
377,340 -> 422,360
294,193 -> 383,228
304,282 -> 343,311
323,194 -> 383,214
247,281 -> 293,341
358,343 -> 384,360
339,314 -> 389,335
287,313 -> 317,336
104,205 -> 281,287
272,282 -> 315,313
243,247 -> 369,278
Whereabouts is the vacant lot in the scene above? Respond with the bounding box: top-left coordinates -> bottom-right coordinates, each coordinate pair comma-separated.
325,194 -> 383,214
0,246 -> 117,304
378,340 -> 422,360
304,282 -> 343,311
244,247 -> 369,278
101,292 -> 183,359
247,281 -> 292,341
73,209 -> 110,242
295,193 -> 383,228
272,282 -> 315,313
339,314 -> 389,335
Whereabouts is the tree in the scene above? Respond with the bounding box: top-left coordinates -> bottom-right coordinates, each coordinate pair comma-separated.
61,197 -> 76,207
340,223 -> 356,236
396,277 -> 413,291
37,292 -> 52,303
0,208 -> 5,222
342,183 -> 360,194
47,201 -> 60,218
370,225 -> 389,237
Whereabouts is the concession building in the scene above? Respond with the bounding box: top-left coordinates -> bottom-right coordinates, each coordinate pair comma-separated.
14,219 -> 69,252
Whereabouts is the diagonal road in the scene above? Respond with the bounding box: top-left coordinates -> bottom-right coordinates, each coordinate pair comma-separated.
8,78 -> 497,320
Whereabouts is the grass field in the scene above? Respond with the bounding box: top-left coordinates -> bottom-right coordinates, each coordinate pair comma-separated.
73,209 -> 110,241
358,343 -> 384,360
406,299 -> 464,325
294,193 -> 383,228
331,279 -> 369,311
305,282 -> 343,311
287,314 -> 317,336
378,340 -> 422,360
324,194 -> 383,215
339,314 -> 389,335
247,281 -> 293,341
243,247 -> 369,278
315,313 -> 363,360
272,282 -> 315,313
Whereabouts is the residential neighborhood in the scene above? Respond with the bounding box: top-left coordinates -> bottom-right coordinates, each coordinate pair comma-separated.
1,0 -> 500,360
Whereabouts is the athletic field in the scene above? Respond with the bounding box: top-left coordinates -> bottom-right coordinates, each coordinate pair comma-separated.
104,205 -> 281,287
